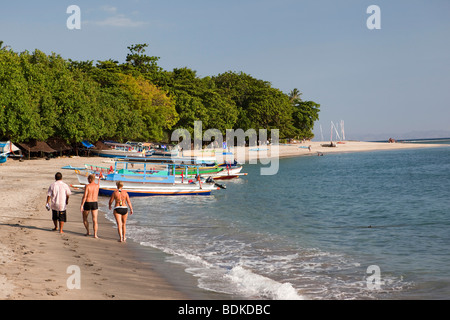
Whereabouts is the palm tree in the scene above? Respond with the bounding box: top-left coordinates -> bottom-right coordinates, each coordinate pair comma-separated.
288,88 -> 302,104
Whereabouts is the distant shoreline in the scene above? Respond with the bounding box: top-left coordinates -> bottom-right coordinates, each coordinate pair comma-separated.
367,137 -> 450,143
187,140 -> 448,163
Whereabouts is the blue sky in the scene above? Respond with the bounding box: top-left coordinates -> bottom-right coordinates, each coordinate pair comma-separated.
1,1 -> 449,140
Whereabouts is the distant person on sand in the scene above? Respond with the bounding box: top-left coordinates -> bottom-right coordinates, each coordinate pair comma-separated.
108,181 -> 133,242
81,174 -> 100,238
46,172 -> 71,234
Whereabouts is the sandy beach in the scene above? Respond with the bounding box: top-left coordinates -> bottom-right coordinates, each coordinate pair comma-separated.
0,140 -> 445,300
0,155 -> 192,299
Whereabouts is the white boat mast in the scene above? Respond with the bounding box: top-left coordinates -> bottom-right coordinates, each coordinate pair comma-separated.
340,120 -> 345,141
331,121 -> 341,141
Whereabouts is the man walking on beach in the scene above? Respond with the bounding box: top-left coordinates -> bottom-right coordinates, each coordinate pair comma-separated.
46,172 -> 71,234
80,174 -> 100,238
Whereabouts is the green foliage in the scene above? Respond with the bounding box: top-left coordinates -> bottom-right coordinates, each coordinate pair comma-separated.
0,42 -> 320,144
212,72 -> 297,138
290,90 -> 320,139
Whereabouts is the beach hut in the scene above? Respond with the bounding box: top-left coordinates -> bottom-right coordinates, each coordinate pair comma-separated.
18,141 -> 57,159
94,140 -> 111,150
46,138 -> 72,156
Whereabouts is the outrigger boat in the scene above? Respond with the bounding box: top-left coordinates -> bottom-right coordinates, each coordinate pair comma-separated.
90,141 -> 156,158
81,159 -> 247,181
74,160 -> 224,197
121,155 -> 217,165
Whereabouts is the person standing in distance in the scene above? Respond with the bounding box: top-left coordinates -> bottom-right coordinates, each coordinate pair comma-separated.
46,172 -> 71,233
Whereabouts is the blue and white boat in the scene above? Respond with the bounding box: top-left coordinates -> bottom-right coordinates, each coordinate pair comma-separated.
74,160 -> 221,197
91,141 -> 154,158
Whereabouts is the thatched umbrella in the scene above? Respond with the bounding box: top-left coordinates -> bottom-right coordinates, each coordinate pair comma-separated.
18,141 -> 57,159
94,141 -> 111,150
47,138 -> 72,156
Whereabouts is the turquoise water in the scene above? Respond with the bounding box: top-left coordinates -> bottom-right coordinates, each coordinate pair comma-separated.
103,141 -> 450,299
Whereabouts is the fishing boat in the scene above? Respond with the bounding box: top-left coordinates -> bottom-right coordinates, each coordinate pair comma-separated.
95,185 -> 216,197
151,145 -> 179,157
91,141 -> 154,158
122,154 -> 217,165
74,160 -> 222,197
209,165 -> 247,180
82,160 -> 246,182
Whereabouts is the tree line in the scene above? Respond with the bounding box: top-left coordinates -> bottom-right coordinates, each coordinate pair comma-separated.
0,42 -> 320,145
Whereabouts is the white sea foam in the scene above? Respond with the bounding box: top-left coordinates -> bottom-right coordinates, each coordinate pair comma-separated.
226,265 -> 304,300
137,233 -> 307,300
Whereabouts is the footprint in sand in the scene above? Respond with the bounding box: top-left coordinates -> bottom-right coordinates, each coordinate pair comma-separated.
46,290 -> 58,296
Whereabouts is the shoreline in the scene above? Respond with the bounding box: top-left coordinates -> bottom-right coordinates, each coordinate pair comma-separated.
0,140 -> 446,300
188,140 -> 448,161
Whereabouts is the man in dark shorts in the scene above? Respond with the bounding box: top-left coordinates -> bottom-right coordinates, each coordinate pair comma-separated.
80,174 -> 100,238
46,172 -> 71,233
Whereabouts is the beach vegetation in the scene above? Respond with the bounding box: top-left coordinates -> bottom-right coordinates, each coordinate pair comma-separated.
0,42 -> 320,144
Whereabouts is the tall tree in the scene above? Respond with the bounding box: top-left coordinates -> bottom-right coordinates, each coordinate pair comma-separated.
118,74 -> 178,141
0,49 -> 46,141
213,71 -> 296,138
292,100 -> 320,139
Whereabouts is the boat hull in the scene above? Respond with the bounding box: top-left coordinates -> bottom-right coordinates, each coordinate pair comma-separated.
211,173 -> 247,180
75,171 -> 219,197
92,150 -> 151,158
98,187 -> 215,197
76,165 -> 244,185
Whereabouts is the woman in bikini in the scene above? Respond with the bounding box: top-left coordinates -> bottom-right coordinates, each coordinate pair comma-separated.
108,181 -> 133,242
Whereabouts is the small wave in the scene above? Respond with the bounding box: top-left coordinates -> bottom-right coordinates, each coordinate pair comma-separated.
139,237 -> 305,300
226,265 -> 305,300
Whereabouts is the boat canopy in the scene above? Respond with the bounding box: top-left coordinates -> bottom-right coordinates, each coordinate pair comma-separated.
0,141 -> 20,153
82,140 -> 95,148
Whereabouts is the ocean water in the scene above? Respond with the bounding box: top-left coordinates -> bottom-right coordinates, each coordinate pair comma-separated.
102,140 -> 450,300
